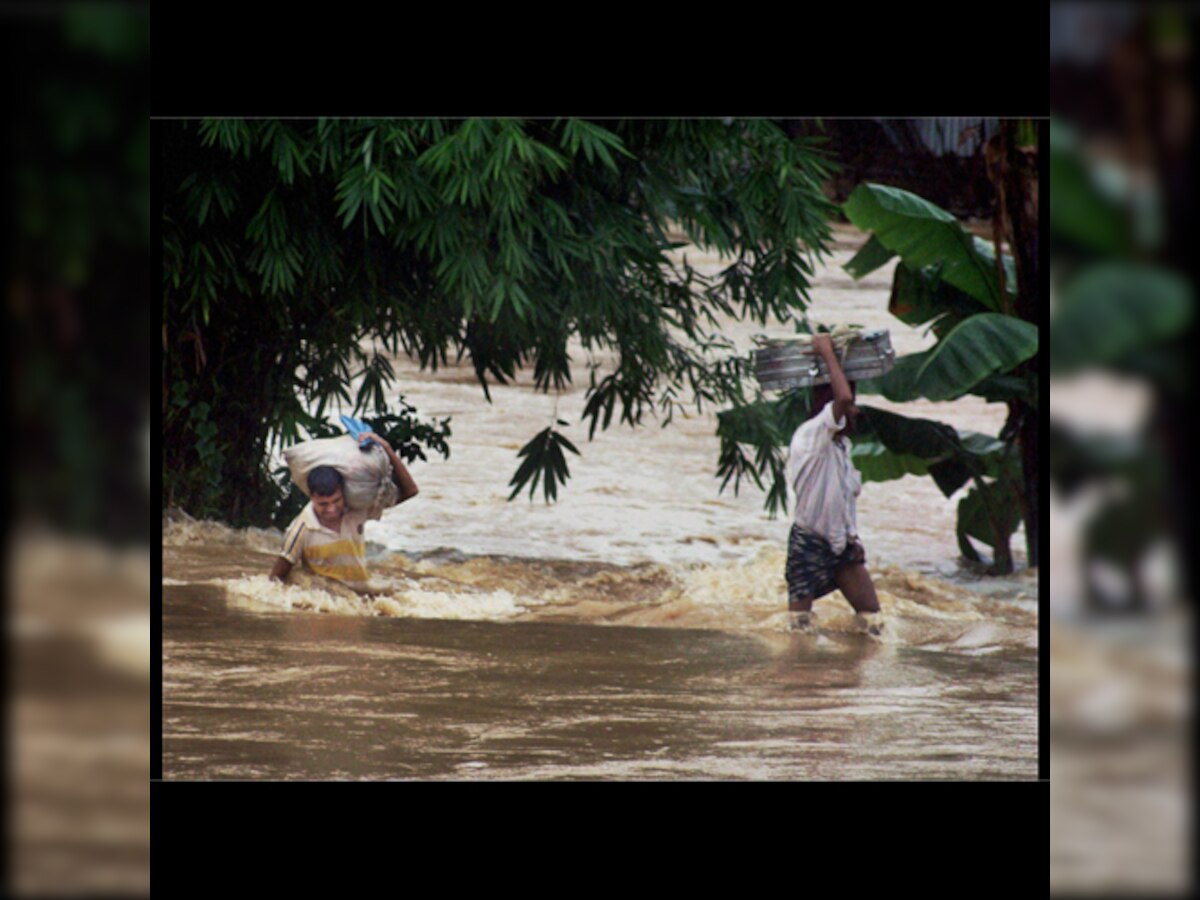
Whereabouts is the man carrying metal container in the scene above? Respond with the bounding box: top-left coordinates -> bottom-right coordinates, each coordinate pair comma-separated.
776,333 -> 887,635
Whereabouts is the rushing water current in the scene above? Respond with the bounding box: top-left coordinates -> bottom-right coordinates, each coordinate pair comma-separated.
162,225 -> 1040,780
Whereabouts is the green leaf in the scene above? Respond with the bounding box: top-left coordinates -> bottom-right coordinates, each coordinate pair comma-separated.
843,183 -> 1002,309
887,261 -> 992,330
971,236 -> 1018,297
913,313 -> 1039,401
857,351 -> 927,403
843,235 -> 896,279
1051,263 -> 1193,374
163,117 -> 844,524
969,372 -> 1037,406
856,405 -> 959,463
850,438 -> 931,481
927,458 -> 975,498
956,477 -> 1022,563
507,427 -> 580,503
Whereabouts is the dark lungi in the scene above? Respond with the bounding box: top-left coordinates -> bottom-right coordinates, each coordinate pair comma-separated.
785,524 -> 865,605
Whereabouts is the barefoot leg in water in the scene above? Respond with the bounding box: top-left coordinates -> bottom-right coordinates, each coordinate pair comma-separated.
833,562 -> 880,614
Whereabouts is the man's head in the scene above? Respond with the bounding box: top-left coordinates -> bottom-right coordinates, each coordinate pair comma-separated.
809,381 -> 859,435
307,466 -> 345,527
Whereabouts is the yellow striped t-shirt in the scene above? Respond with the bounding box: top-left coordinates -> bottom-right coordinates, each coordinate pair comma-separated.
280,502 -> 371,592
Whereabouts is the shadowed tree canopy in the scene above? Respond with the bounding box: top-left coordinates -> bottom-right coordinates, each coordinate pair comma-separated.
163,119 -> 839,525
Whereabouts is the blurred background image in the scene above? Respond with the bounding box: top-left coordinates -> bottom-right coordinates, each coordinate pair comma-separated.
3,2 -> 150,896
1050,2 -> 1194,895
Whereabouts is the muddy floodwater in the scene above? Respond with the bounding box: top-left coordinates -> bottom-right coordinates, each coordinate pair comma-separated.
162,225 -> 1041,780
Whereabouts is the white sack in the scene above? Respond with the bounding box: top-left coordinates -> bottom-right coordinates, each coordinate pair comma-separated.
283,435 -> 398,521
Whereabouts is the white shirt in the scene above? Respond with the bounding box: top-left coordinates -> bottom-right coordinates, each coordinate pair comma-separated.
786,400 -> 862,554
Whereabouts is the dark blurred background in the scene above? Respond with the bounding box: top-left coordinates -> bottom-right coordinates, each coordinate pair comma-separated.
1050,2 -> 1194,895
3,2 -> 149,896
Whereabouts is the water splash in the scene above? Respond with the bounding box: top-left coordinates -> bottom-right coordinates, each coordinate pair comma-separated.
186,530 -> 1027,652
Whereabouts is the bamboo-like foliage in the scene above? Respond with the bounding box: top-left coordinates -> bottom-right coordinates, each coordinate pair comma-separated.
162,119 -> 838,524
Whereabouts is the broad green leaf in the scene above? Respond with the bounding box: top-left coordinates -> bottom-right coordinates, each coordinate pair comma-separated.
972,236 -> 1018,297
856,351 -> 926,403
843,235 -> 895,279
1051,263 -> 1193,373
913,313 -> 1039,401
851,439 -> 930,482
927,458 -> 974,498
956,477 -> 1022,562
857,405 -> 961,461
855,403 -> 1010,491
843,183 -> 1002,309
969,372 -> 1037,406
927,432 -> 1010,498
959,431 -> 1007,459
888,261 -> 992,330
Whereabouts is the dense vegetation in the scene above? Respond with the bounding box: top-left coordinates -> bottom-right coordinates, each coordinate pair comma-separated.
163,119 -> 839,525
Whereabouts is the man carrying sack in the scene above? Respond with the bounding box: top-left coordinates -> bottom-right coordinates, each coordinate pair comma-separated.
269,425 -> 418,595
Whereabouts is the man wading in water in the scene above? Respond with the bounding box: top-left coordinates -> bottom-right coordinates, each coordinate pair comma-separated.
269,432 -> 418,596
785,333 -> 885,635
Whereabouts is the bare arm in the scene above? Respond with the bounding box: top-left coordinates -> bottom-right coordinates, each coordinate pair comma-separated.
359,433 -> 420,504
812,334 -> 856,425
269,556 -> 293,583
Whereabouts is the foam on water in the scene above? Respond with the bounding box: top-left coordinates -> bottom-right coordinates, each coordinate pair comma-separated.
185,527 -> 1024,652
215,574 -> 367,617
371,584 -> 528,621
163,513 -> 280,553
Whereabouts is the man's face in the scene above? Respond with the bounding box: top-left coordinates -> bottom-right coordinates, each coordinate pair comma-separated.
312,488 -> 345,528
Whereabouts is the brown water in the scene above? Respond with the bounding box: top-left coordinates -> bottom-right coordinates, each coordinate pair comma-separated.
162,224 -> 1040,781
162,543 -> 1037,781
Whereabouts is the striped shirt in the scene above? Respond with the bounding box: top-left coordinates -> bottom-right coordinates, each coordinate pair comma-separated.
786,400 -> 862,555
279,502 -> 371,593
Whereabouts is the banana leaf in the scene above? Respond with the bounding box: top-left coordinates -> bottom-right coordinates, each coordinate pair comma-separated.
856,351 -> 926,402
928,434 -> 1013,499
843,183 -> 1004,310
857,404 -> 960,460
843,235 -> 896,279
887,262 -> 993,333
956,476 -> 1023,566
970,371 -> 1038,408
970,235 -> 1018,299
854,406 -> 1010,498
850,439 -> 979,498
912,313 -> 1039,401
850,439 -> 931,482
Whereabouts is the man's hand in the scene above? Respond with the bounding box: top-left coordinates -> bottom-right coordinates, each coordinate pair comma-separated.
358,432 -> 391,452
812,333 -> 835,356
811,332 -> 855,426
270,557 -> 292,583
359,432 -> 419,503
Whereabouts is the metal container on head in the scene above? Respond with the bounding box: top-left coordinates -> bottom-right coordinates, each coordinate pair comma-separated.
753,329 -> 896,392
